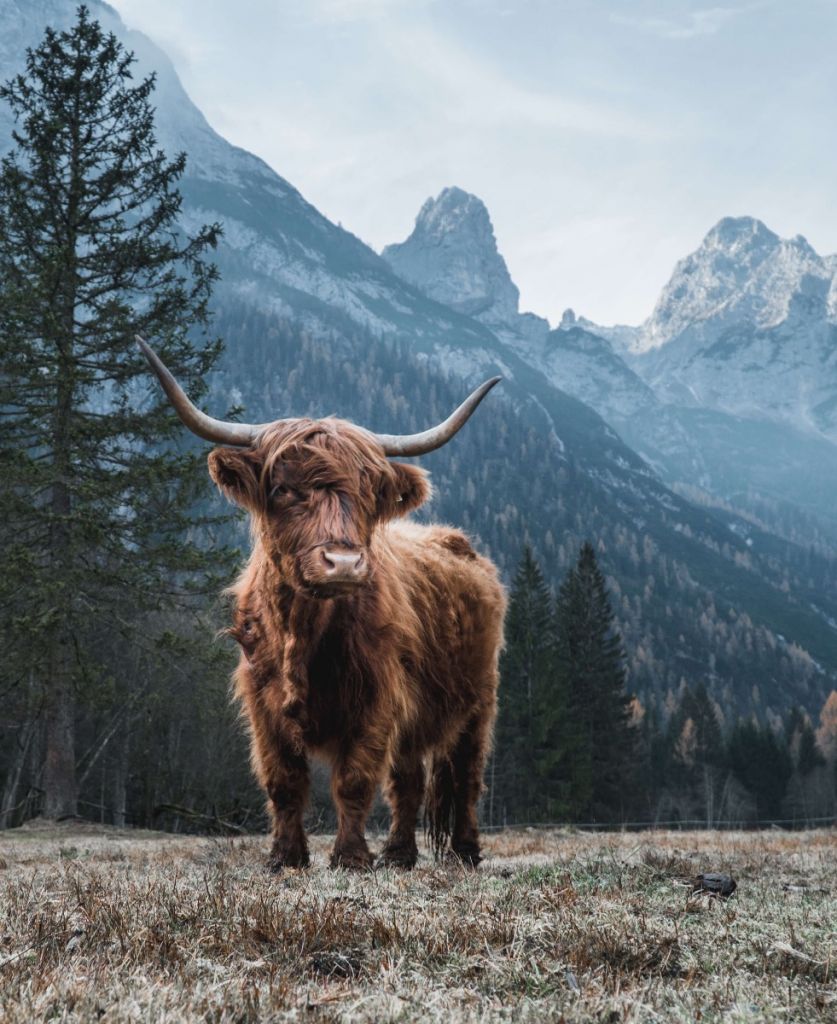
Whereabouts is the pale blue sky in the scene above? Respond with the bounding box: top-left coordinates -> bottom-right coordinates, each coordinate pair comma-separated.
110,0 -> 837,326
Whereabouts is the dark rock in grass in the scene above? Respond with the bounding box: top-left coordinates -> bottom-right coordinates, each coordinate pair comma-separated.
692,872 -> 737,897
308,951 -> 363,979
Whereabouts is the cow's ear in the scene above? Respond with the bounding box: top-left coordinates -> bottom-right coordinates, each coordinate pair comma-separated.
208,447 -> 263,511
389,462 -> 431,516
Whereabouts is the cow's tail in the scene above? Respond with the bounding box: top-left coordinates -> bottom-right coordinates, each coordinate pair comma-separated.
425,754 -> 455,860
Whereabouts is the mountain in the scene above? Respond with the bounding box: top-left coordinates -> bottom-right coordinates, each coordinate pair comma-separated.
546,318 -> 837,542
563,310 -> 641,355
633,217 -> 837,440
381,186 -> 549,348
3,0 -> 837,717
386,192 -> 837,538
1,0 -> 525,370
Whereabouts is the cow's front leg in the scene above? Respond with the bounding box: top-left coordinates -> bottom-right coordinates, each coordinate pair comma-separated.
329,744 -> 384,870
264,742 -> 310,872
379,748 -> 424,869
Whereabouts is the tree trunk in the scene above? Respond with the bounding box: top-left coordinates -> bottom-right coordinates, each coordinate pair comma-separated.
43,342 -> 78,819
0,716 -> 36,828
41,73 -> 83,822
42,648 -> 77,819
112,730 -> 129,828
43,457 -> 78,819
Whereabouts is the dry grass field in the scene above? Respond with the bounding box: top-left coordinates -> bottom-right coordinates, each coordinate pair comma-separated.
0,823 -> 834,1023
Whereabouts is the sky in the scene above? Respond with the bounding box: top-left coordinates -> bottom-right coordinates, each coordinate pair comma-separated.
108,0 -> 837,327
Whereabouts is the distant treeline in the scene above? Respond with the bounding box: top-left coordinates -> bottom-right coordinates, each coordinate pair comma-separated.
491,546 -> 837,830
4,540 -> 834,834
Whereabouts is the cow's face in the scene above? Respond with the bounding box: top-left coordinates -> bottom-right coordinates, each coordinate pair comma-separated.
208,419 -> 430,597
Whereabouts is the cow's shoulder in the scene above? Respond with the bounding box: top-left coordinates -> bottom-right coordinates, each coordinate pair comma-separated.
388,521 -> 478,561
436,528 -> 477,560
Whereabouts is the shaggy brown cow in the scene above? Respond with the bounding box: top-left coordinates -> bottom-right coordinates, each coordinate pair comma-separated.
138,337 -> 505,870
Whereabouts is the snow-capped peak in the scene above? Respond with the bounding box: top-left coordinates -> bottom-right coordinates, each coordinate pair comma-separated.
636,216 -> 833,354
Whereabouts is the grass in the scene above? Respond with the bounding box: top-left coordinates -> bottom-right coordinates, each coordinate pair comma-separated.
0,823 -> 834,1022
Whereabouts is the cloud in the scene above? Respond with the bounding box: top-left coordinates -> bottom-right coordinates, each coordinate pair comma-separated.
376,20 -> 666,142
302,0 -> 437,24
612,6 -> 739,40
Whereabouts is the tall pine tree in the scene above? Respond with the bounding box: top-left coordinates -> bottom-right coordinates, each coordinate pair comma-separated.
554,542 -> 632,822
727,720 -> 792,821
0,6 -> 224,818
492,546 -> 556,823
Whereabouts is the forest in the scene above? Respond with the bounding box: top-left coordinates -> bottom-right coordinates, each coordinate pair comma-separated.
1,7 -> 836,835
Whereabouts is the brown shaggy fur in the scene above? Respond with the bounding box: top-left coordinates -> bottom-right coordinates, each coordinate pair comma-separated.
210,418 -> 506,871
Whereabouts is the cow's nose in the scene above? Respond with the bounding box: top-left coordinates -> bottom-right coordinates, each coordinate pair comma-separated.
321,548 -> 365,580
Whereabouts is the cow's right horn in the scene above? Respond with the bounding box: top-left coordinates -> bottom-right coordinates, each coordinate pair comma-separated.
137,336 -> 271,446
372,376 -> 502,457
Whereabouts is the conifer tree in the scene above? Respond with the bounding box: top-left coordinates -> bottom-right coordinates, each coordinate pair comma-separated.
667,685 -> 725,824
785,707 -> 824,777
493,546 -> 555,823
0,6 -> 223,818
554,542 -> 632,821
727,720 -> 791,820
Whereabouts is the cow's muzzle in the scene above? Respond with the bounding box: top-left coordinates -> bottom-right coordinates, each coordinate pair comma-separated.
303,545 -> 369,595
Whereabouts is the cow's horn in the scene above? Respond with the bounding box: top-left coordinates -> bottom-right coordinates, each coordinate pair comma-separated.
373,376 -> 502,457
136,336 -> 271,446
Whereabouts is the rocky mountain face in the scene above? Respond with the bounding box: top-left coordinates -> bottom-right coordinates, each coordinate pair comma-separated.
4,0 -> 837,715
632,218 -> 837,441
382,187 -> 549,350
636,217 -> 834,352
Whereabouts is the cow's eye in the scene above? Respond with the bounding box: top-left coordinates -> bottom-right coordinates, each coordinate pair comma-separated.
270,483 -> 300,502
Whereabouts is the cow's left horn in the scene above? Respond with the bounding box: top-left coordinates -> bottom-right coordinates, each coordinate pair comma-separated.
136,336 -> 271,446
373,376 -> 502,457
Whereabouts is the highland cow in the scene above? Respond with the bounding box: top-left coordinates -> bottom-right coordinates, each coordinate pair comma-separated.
138,337 -> 505,870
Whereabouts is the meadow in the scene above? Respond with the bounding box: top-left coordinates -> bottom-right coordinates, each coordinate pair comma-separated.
0,822 -> 833,1023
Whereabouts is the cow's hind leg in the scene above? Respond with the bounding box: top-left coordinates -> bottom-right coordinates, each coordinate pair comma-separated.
448,709 -> 494,867
379,748 -> 424,869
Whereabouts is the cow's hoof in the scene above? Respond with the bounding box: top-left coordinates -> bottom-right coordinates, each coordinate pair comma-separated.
378,843 -> 418,870
446,845 -> 482,869
266,857 -> 309,874
329,848 -> 375,871
267,845 -> 310,873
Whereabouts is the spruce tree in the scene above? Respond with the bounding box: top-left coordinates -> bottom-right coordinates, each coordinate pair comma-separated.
0,6 -> 223,819
493,546 -> 555,823
727,721 -> 792,821
554,542 -> 632,821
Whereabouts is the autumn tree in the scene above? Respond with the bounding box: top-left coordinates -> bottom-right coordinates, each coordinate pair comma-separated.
814,691 -> 837,763
667,685 -> 725,825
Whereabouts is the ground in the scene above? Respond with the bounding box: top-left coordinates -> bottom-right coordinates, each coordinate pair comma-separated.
0,824 -> 834,1023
